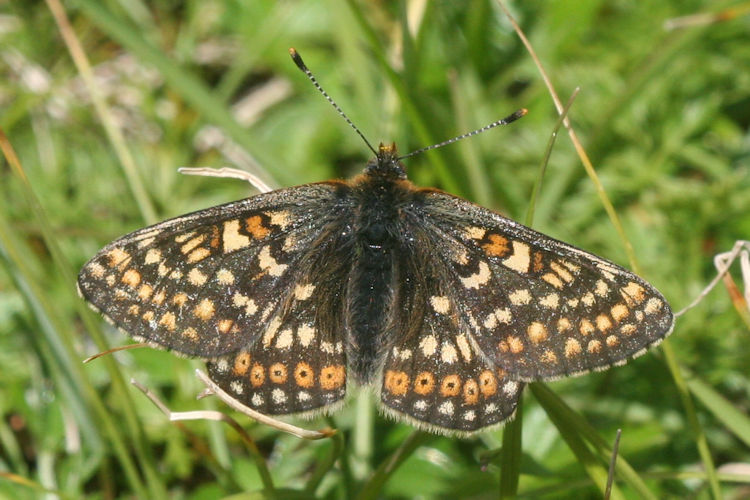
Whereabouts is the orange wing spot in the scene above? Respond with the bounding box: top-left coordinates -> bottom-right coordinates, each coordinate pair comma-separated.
606,335 -> 620,347
564,338 -> 582,358
440,374 -> 462,397
414,371 -> 436,395
121,269 -> 141,288
579,319 -> 595,336
541,350 -> 558,364
172,293 -> 188,307
596,314 -> 613,333
527,322 -> 548,344
463,379 -> 480,405
269,363 -> 288,384
507,336 -> 524,354
532,251 -> 544,272
209,225 -> 221,248
587,339 -> 602,354
218,319 -> 234,334
158,312 -> 176,331
246,215 -> 271,239
142,310 -> 155,322
137,284 -> 153,300
498,340 -> 509,353
250,363 -> 265,387
482,234 -> 510,257
294,362 -> 315,388
320,365 -> 346,390
194,299 -> 215,321
384,370 -> 409,396
479,370 -> 498,397
611,303 -> 629,322
497,367 -> 507,379
233,352 -> 252,375
127,304 -> 140,316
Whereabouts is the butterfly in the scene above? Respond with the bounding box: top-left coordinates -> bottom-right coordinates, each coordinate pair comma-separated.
78,49 -> 674,435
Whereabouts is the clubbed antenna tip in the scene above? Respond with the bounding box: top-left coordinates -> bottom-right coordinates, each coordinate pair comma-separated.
289,47 -> 377,156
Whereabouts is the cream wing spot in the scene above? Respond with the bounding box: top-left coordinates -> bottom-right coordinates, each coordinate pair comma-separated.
502,240 -> 531,273
440,342 -> 458,363
542,273 -> 564,289
527,322 -> 548,344
644,298 -> 663,315
460,261 -> 491,289
293,283 -> 316,301
420,335 -> 438,357
539,293 -> 559,309
275,329 -> 294,349
456,334 -> 473,362
187,268 -> 207,286
222,220 -> 250,253
258,246 -> 288,277
509,289 -> 532,305
144,249 -> 162,265
194,299 -> 215,321
297,324 -> 315,347
564,338 -> 582,358
216,268 -> 235,285
430,295 -> 450,314
465,226 -> 486,240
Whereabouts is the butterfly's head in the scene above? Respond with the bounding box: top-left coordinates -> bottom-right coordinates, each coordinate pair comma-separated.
365,142 -> 407,180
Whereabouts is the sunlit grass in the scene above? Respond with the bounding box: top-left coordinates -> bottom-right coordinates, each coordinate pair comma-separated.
1,1 -> 749,498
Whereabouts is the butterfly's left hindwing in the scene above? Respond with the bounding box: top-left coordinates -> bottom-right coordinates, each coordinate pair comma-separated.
378,240 -> 523,434
77,183 -> 353,358
414,191 -> 674,381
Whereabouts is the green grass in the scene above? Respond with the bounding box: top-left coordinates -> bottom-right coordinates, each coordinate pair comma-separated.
2,0 -> 750,498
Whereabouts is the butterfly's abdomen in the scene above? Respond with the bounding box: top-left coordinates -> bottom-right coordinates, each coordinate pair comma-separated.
346,178 -> 413,383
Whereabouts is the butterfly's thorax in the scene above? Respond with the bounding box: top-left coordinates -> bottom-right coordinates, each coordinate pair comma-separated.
346,152 -> 417,383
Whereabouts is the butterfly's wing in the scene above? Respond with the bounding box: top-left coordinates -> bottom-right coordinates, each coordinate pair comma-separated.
378,232 -> 523,434
411,190 -> 674,381
79,182 -> 356,414
204,209 -> 355,415
78,183 -> 353,354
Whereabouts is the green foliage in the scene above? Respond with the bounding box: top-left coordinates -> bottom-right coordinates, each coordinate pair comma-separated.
1,0 -> 749,498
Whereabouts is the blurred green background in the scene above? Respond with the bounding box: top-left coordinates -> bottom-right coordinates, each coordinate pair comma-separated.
1,0 -> 749,498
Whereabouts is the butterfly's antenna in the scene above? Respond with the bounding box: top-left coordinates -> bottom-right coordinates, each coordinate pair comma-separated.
289,48 -> 378,156
397,108 -> 528,161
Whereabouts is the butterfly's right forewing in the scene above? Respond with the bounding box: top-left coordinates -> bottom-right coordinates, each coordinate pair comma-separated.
78,183 -> 354,359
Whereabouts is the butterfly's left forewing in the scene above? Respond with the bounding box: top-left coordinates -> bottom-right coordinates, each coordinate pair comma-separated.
416,191 -> 674,381
78,183 -> 353,359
